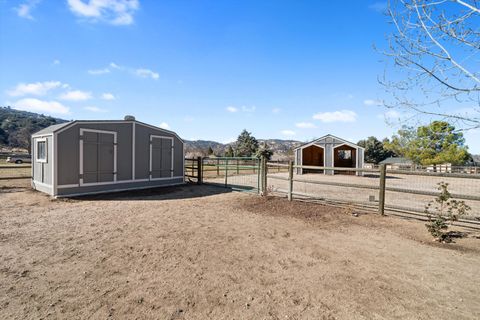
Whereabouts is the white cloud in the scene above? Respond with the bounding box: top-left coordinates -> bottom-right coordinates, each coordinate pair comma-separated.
16,0 -> 40,20
53,59 -> 61,65
88,63 -> 159,81
14,98 -> 69,114
134,68 -> 159,80
272,108 -> 281,114
67,0 -> 140,25
159,122 -> 170,130
101,92 -> 115,100
281,130 -> 296,136
110,62 -> 122,69
59,90 -> 92,101
295,122 -> 317,129
312,110 -> 357,123
7,81 -> 64,97
84,106 -> 107,113
88,68 -> 110,75
364,99 -> 382,106
226,105 -> 256,113
241,105 -> 256,113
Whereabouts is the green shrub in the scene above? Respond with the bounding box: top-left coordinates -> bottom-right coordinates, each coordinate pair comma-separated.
424,182 -> 470,242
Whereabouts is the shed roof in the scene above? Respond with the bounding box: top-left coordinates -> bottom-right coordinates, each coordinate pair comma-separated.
32,122 -> 72,136
32,120 -> 183,142
293,134 -> 364,150
379,157 -> 412,165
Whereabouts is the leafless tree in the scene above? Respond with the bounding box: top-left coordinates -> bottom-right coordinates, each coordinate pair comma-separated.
380,0 -> 480,130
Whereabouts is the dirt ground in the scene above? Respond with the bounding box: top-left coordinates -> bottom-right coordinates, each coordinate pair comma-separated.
1,184 -> 480,319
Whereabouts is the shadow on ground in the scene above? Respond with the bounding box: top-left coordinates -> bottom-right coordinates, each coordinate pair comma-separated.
62,183 -> 238,202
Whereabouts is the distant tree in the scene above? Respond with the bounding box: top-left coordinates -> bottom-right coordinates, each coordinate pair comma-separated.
0,127 -> 7,145
384,121 -> 470,165
255,142 -> 273,160
357,136 -> 396,164
234,129 -> 259,157
224,145 -> 234,157
207,146 -> 214,155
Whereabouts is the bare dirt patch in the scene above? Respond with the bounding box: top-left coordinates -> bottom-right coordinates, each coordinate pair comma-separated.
1,185 -> 479,319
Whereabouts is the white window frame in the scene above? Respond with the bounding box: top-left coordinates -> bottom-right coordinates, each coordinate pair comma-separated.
36,138 -> 48,163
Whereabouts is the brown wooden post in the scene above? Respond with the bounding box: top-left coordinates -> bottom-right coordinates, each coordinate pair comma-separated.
261,156 -> 267,195
288,160 -> 294,201
224,158 -> 228,188
197,156 -> 203,185
217,158 -> 220,176
378,164 -> 386,215
236,159 -> 239,174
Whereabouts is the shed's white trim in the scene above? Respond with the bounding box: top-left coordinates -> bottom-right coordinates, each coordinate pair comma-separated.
31,133 -> 53,138
58,177 -> 183,188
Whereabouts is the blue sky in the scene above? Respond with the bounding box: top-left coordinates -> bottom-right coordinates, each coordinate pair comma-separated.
1,0 -> 479,152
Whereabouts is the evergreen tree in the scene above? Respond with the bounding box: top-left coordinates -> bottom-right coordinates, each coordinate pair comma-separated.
224,145 -> 234,157
255,142 -> 273,160
384,121 -> 470,165
234,129 -> 259,157
357,136 -> 395,164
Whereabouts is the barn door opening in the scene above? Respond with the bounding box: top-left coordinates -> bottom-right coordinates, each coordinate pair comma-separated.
302,145 -> 324,174
80,129 -> 117,185
333,144 -> 356,175
150,136 -> 173,180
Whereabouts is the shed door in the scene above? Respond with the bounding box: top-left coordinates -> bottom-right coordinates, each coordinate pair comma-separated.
150,137 -> 173,179
82,131 -> 115,184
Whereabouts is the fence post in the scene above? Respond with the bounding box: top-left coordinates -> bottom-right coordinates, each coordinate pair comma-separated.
237,159 -> 239,174
224,158 -> 228,188
378,164 -> 386,215
288,160 -> 294,201
217,158 -> 220,177
260,156 -> 267,195
197,156 -> 203,185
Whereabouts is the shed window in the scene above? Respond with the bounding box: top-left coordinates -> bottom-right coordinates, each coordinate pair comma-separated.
338,150 -> 351,160
37,140 -> 47,162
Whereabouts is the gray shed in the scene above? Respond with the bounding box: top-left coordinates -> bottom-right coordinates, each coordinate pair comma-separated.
31,118 -> 184,197
294,134 -> 364,175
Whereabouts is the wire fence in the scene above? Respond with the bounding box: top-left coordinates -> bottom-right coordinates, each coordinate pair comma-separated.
194,157 -> 262,192
265,162 -> 480,229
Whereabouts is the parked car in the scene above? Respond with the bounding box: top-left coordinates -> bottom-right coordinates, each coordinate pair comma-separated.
6,154 -> 31,164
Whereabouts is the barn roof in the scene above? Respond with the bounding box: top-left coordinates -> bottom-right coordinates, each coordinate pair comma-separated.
32,120 -> 183,142
293,134 -> 364,150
